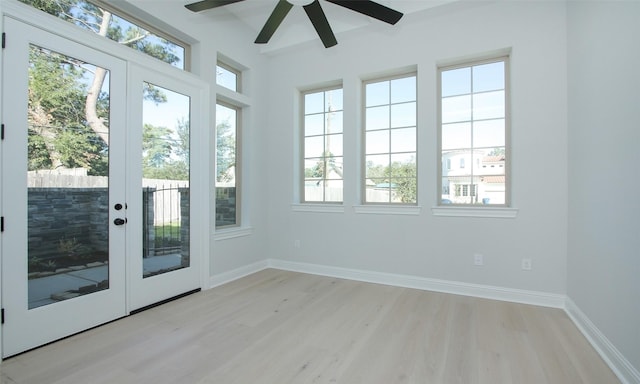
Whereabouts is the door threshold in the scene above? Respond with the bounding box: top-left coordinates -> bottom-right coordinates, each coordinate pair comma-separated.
129,288 -> 201,315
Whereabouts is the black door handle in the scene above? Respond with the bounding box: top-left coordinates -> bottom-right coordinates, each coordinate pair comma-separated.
114,218 -> 127,225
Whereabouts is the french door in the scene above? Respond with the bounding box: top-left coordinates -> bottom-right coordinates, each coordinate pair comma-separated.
1,17 -> 206,357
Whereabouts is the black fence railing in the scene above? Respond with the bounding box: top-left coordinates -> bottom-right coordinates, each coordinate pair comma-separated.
143,185 -> 186,258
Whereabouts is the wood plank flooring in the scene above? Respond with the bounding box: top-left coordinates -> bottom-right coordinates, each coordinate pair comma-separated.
0,269 -> 619,383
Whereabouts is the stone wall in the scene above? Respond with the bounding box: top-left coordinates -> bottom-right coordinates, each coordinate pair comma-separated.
28,187 -> 190,264
215,187 -> 236,227
28,188 -> 109,260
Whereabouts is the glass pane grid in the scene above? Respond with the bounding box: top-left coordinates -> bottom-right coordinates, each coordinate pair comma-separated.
364,75 -> 417,205
303,88 -> 343,203
440,59 -> 507,206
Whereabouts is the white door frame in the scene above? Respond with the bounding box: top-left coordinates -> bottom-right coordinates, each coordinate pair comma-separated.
0,0 -> 210,358
126,63 -> 210,312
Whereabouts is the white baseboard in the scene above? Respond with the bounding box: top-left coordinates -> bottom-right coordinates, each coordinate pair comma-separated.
267,259 -> 566,308
565,298 -> 640,384
208,260 -> 269,289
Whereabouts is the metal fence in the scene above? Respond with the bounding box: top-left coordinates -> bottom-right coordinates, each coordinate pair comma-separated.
142,184 -> 188,258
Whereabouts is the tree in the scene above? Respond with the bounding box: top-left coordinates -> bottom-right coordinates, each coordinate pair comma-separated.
488,147 -> 506,157
390,161 -> 417,203
216,119 -> 236,182
28,45 -> 108,173
21,0 -> 182,173
142,122 -> 189,180
366,158 -> 417,203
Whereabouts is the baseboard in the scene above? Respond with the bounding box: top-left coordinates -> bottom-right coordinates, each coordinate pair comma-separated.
208,260 -> 270,289
565,298 -> 640,384
267,259 -> 566,308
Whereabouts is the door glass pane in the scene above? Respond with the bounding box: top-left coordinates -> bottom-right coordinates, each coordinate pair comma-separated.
27,45 -> 110,309
142,83 -> 190,278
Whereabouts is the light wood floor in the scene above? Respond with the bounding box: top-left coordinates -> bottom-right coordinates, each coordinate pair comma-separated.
1,269 -> 619,384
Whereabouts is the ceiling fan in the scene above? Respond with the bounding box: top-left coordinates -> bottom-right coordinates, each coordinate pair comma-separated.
185,0 -> 404,48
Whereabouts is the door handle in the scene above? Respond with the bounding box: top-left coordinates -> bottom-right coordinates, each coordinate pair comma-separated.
114,218 -> 127,225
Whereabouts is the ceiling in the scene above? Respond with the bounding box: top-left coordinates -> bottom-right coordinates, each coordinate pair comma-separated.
179,0 -> 456,53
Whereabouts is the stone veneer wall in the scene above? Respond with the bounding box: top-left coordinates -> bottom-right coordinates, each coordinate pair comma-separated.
28,187 -> 190,263
28,188 -> 109,260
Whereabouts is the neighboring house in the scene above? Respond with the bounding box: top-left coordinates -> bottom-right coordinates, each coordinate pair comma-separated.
442,150 -> 506,204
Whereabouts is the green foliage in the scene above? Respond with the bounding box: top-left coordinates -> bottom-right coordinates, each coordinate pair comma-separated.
392,162 -> 417,204
19,0 -> 73,17
28,45 -> 109,174
304,152 -> 338,179
216,120 -> 236,182
20,0 -> 182,68
142,123 -> 189,180
305,160 -> 324,178
366,158 -> 417,203
27,133 -> 52,170
488,147 -> 506,157
22,0 -> 184,176
143,83 -> 168,104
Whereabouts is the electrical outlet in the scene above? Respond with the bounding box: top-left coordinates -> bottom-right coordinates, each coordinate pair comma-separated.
474,253 -> 484,266
521,258 -> 532,271
294,240 -> 301,248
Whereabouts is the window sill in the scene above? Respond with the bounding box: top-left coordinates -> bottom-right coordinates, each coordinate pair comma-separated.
214,226 -> 253,241
353,205 -> 422,216
431,206 -> 518,218
292,204 -> 345,213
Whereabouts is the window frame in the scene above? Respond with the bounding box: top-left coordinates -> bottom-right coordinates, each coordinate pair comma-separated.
216,61 -> 241,93
437,55 -> 511,207
215,100 -> 242,229
300,85 -> 345,204
21,0 -> 191,71
95,0 -> 191,71
361,72 -> 418,206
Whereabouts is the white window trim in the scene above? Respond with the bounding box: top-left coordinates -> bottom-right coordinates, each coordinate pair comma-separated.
215,100 -> 242,230
216,60 -> 241,93
437,52 -> 512,209
354,205 -> 421,216
431,206 -> 518,219
214,226 -> 253,241
362,71 -> 418,206
292,204 -> 345,213
300,85 -> 344,204
213,53 -> 250,234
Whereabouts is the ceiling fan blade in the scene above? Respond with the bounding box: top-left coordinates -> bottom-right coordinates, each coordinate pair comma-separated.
185,0 -> 245,13
326,0 -> 403,25
303,0 -> 338,48
255,0 -> 294,44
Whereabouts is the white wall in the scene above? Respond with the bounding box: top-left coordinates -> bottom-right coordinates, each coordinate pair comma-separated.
264,1 -> 568,294
567,1 -> 640,377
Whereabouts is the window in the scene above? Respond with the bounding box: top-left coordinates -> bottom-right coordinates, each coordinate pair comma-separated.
364,74 -> 417,204
20,0 -> 187,69
302,87 -> 344,203
216,62 -> 240,92
439,57 -> 508,206
216,103 -> 240,228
